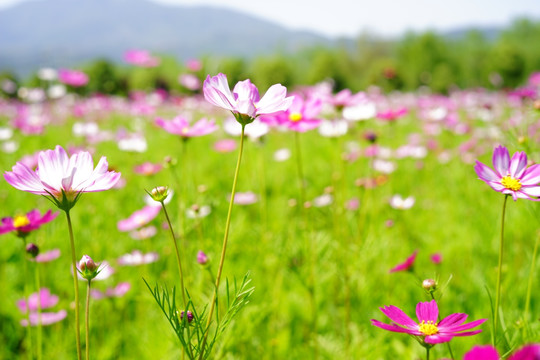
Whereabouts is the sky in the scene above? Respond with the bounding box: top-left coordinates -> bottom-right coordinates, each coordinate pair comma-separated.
1,0 -> 539,38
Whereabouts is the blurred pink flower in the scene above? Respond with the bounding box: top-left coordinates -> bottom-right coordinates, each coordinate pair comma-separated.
123,49 -> 160,67
232,191 -> 258,205
464,344 -> 540,360
260,94 -> 322,132
4,145 -> 121,211
430,253 -> 442,265
0,209 -> 58,237
179,74 -> 201,91
17,288 -> 59,312
389,194 -> 415,210
117,250 -> 159,266
133,162 -> 162,176
129,225 -> 158,240
58,69 -> 89,87
203,73 -> 293,124
185,59 -> 202,72
21,310 -> 67,327
390,250 -> 418,273
213,139 -> 237,153
117,205 -> 161,232
33,248 -> 61,263
91,282 -> 131,300
376,107 -> 408,122
155,116 -> 217,138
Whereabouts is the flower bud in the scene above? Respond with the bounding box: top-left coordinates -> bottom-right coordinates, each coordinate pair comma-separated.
197,251 -> 208,265
180,310 -> 194,323
422,279 -> 437,292
26,243 -> 39,258
364,131 -> 377,144
79,255 -> 100,280
149,186 -> 169,202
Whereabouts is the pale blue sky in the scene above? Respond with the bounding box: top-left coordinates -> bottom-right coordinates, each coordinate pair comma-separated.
1,0 -> 539,37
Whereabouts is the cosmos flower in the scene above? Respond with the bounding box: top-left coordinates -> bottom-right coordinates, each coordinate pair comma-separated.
17,288 -> 59,313
389,250 -> 418,273
21,310 -> 67,327
232,191 -> 258,205
389,195 -> 415,210
117,205 -> 161,232
133,162 -> 162,176
4,145 -> 120,211
117,250 -> 159,266
203,73 -> 293,125
155,116 -> 217,138
0,209 -> 58,237
123,49 -> 160,67
260,94 -> 322,132
58,69 -> 89,87
474,145 -> 540,201
376,107 -> 408,122
464,344 -> 540,360
90,282 -> 131,300
371,299 -> 486,345
32,248 -> 61,263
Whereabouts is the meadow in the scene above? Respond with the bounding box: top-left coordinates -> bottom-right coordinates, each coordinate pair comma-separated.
0,70 -> 539,360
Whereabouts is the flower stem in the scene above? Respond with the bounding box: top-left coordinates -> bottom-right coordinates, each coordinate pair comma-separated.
524,232 -> 539,333
33,260 -> 42,360
198,125 -> 246,360
426,346 -> 430,360
85,280 -> 91,360
160,202 -> 187,307
21,239 -> 34,360
65,210 -> 82,360
429,293 -> 454,359
294,131 -> 306,210
493,195 -> 508,346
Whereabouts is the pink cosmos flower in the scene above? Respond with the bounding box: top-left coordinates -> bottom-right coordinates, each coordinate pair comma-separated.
91,282 -> 131,300
21,310 -> 67,327
371,299 -> 486,344
474,145 -> 540,201
117,205 -> 161,232
58,69 -> 89,87
155,116 -> 217,138
33,248 -> 61,263
376,107 -> 408,122
117,250 -> 159,266
185,59 -> 202,72
389,250 -> 418,273
232,191 -> 258,205
260,94 -> 322,132
129,225 -> 157,240
430,253 -> 442,265
4,145 -> 121,211
133,162 -> 163,176
179,74 -> 201,91
203,73 -> 293,124
123,49 -> 160,67
464,344 -> 540,360
197,251 -> 208,265
0,209 -> 58,237
17,288 -> 59,312
213,139 -> 237,153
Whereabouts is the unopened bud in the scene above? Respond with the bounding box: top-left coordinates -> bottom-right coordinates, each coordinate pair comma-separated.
179,310 -> 194,323
422,279 -> 437,292
79,255 -> 100,280
150,186 -> 169,202
364,131 -> 377,144
26,243 -> 39,258
197,251 -> 208,265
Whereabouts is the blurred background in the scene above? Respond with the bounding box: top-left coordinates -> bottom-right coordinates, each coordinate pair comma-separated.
1,0 -> 540,95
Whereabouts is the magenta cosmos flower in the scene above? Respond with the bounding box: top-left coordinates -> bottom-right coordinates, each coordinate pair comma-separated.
0,209 -> 58,238
261,94 -> 323,132
474,145 -> 540,201
58,69 -> 89,87
117,205 -> 161,232
371,299 -> 486,345
4,145 -> 121,211
123,49 -> 160,67
464,344 -> 540,360
155,116 -> 217,138
389,249 -> 418,273
203,73 -> 293,125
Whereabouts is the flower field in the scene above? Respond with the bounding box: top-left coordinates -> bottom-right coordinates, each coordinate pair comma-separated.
0,70 -> 540,359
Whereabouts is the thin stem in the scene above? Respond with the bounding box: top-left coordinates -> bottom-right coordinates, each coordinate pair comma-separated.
160,202 -> 187,307
199,125 -> 246,360
294,131 -> 306,210
85,280 -> 91,360
21,239 -> 34,360
493,195 -> 508,346
429,293 -> 454,359
34,260 -> 42,360
65,210 -> 82,360
524,232 -> 540,329
426,346 -> 430,360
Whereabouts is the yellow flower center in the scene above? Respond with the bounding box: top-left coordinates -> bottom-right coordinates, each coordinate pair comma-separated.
418,320 -> 438,336
501,175 -> 522,191
13,215 -> 30,228
181,127 -> 189,134
289,112 -> 303,122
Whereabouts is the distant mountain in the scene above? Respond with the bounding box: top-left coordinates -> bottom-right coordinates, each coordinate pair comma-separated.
0,0 -> 336,76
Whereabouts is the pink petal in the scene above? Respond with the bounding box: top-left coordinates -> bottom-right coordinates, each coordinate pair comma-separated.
370,319 -> 419,335
464,345 -> 499,360
474,161 -> 500,182
379,305 -> 418,328
416,300 -> 438,323
520,164 -> 540,185
509,151 -> 528,178
492,145 -> 510,177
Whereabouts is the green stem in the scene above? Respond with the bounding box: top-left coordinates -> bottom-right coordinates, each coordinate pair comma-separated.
34,260 -> 42,360
493,195 -> 508,346
198,125 -> 246,360
85,280 -> 91,360
65,210 -> 82,360
160,202 -> 187,308
294,131 -> 306,210
524,232 -> 539,332
429,293 -> 454,359
21,239 -> 34,360
426,346 -> 430,360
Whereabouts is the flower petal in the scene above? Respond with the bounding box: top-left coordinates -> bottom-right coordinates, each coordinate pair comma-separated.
416,300 -> 438,323
370,319 -> 419,335
474,161 -> 500,182
492,145 -> 510,176
509,151 -> 528,178
379,305 -> 418,328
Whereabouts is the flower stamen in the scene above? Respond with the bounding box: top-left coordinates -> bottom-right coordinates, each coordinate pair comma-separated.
289,112 -> 302,122
13,215 -> 30,228
501,175 -> 522,191
418,320 -> 438,336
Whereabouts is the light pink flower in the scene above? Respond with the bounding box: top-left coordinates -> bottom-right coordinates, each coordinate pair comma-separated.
33,248 -> 61,263
213,139 -> 237,153
260,94 -> 322,132
155,116 -> 217,138
474,145 -> 540,201
4,145 -> 121,211
17,288 -> 59,312
129,225 -> 157,240
376,107 -> 408,122
133,162 -> 162,176
58,69 -> 88,87
389,250 -> 418,273
123,49 -> 160,67
372,299 -> 486,344
117,205 -> 161,232
91,282 -> 131,300
117,250 -> 159,266
203,73 -> 293,124
232,191 -> 258,205
21,310 -> 67,327
179,74 -> 201,91
185,59 -> 202,72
